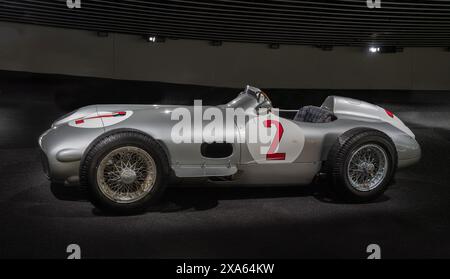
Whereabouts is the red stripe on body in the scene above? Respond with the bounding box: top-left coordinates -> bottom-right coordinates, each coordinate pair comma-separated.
74,111 -> 126,125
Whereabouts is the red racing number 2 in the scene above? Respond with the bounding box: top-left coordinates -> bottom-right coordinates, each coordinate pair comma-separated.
263,120 -> 286,160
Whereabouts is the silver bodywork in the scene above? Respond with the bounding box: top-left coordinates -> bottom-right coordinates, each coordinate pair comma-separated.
39,86 -> 421,186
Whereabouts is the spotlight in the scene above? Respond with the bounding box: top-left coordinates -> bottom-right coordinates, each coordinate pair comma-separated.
97,31 -> 109,37
268,43 -> 280,49
369,46 -> 381,53
369,46 -> 399,54
144,35 -> 166,43
210,40 -> 222,47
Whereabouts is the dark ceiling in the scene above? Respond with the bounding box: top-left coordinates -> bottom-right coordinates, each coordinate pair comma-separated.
1,0 -> 450,47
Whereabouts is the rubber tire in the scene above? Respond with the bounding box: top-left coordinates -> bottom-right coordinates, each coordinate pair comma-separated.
326,128 -> 397,203
80,131 -> 168,215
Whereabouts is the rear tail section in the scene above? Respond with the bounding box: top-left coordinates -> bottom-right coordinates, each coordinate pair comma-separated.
322,96 -> 415,138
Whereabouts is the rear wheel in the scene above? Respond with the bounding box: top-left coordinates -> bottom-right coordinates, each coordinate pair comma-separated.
326,128 -> 397,202
80,131 -> 168,214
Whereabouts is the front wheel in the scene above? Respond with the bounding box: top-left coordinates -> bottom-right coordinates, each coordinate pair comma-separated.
80,131 -> 168,214
326,128 -> 397,202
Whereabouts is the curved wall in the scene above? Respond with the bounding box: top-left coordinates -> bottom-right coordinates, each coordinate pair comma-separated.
0,21 -> 449,90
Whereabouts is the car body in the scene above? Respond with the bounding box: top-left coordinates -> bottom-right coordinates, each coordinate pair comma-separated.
39,86 -> 421,212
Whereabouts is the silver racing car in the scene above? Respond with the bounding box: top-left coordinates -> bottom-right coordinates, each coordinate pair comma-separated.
39,86 -> 421,214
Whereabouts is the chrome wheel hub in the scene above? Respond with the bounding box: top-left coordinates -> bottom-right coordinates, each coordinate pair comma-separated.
347,144 -> 388,192
359,162 -> 375,173
120,168 -> 137,184
96,146 -> 157,203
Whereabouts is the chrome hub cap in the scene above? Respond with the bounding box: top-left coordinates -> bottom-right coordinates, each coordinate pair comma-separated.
120,169 -> 137,184
347,144 -> 388,192
97,146 -> 157,203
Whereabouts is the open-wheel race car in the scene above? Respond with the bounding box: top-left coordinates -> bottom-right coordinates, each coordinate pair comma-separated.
39,86 -> 421,214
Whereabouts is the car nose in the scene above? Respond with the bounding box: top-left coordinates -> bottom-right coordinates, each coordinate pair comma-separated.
38,128 -> 53,148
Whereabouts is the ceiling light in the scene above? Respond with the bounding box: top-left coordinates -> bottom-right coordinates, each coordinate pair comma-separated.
144,35 -> 166,43
369,47 -> 380,53
369,46 -> 400,54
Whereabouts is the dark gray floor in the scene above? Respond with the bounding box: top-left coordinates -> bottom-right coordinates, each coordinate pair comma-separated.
0,76 -> 449,258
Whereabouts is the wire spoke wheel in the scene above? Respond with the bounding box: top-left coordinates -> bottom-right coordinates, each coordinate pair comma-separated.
96,146 -> 156,203
347,144 -> 388,192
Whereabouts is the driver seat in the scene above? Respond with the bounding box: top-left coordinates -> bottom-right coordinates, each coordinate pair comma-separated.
294,106 -> 336,123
